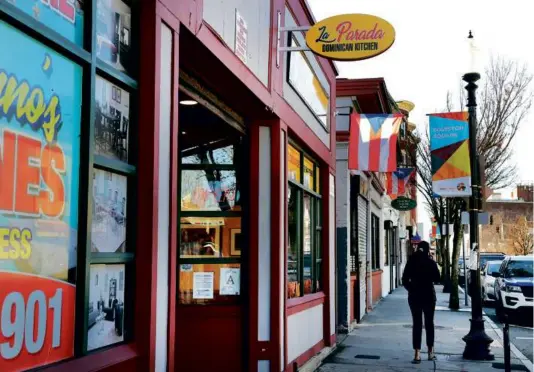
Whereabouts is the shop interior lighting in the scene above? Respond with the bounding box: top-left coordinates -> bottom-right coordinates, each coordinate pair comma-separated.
179,99 -> 198,105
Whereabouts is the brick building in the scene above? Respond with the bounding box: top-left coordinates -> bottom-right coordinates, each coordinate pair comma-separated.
480,184 -> 534,255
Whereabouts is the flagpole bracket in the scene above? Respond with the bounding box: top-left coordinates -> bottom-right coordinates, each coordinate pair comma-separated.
276,11 -> 311,67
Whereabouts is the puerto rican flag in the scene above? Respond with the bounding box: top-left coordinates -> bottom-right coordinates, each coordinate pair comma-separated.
386,168 -> 415,198
348,113 -> 403,172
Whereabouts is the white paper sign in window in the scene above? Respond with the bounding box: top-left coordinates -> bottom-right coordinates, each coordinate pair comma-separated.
220,268 -> 240,295
193,272 -> 214,299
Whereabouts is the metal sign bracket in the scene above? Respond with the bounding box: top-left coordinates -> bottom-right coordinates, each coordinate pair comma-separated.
276,11 -> 311,67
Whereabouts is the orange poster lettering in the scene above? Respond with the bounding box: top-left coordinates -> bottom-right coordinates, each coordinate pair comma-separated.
0,130 -> 16,211
39,144 -> 66,218
14,135 -> 41,215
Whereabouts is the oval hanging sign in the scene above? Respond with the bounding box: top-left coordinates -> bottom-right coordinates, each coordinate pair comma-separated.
305,14 -> 395,61
391,196 -> 417,211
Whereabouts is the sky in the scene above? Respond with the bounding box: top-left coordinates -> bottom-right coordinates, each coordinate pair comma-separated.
308,0 -> 534,240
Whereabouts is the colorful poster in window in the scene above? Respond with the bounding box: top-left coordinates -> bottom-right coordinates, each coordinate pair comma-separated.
8,0 -> 84,46
0,21 -> 81,370
88,264 -> 125,351
91,170 -> 127,253
95,76 -> 130,162
96,0 -> 134,75
288,144 -> 301,182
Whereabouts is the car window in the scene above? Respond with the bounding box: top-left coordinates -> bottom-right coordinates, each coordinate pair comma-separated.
487,262 -> 501,274
499,260 -> 508,274
504,260 -> 533,278
480,256 -> 504,268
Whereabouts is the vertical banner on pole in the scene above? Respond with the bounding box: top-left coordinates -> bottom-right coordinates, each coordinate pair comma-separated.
428,112 -> 472,197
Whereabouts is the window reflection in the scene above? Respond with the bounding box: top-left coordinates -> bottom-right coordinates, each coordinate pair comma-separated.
288,37 -> 329,127
182,144 -> 235,165
287,185 -> 300,298
181,170 -> 240,211
180,217 -> 242,258
303,194 -> 312,294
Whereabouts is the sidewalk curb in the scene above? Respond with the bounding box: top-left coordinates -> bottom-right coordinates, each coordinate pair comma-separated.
459,285 -> 533,372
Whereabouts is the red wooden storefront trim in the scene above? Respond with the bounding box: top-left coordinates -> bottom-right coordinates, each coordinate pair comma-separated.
166,19 -> 180,372
42,344 -> 139,372
135,0 -> 161,368
248,123 -> 260,372
270,120 -> 283,372
284,339 -> 325,372
287,292 -> 325,316
282,126 -> 289,369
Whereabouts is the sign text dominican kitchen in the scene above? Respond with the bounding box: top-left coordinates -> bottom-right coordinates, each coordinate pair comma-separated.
305,14 -> 395,61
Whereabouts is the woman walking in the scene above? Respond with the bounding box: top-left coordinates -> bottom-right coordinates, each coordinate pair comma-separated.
402,240 -> 441,363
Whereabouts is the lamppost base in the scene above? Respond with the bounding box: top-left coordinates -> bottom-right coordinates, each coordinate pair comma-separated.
462,318 -> 495,360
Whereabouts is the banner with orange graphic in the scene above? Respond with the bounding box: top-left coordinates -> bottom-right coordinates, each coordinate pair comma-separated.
429,112 -> 472,197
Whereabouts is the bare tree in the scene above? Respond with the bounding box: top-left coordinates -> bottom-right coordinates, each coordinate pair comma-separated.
510,216 -> 534,255
415,56 -> 532,309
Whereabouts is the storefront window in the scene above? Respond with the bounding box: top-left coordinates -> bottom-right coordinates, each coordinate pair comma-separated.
287,185 -> 300,298
303,157 -> 314,191
95,76 -> 130,162
178,94 -> 245,305
181,170 -> 239,212
287,142 -> 322,299
96,0 -> 134,76
371,214 -> 380,270
1,0 -> 138,367
91,170 -> 128,253
180,217 -> 242,258
9,0 -> 84,45
288,144 -> 301,182
88,264 -> 126,351
0,20 -> 81,370
287,37 -> 329,127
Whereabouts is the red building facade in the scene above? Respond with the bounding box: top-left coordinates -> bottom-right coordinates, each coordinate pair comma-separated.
0,0 -> 337,371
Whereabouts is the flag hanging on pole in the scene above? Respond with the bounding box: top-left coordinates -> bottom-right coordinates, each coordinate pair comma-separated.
386,167 -> 415,199
348,113 -> 403,172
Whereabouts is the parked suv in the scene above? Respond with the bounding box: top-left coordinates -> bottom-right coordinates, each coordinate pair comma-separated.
481,260 -> 503,302
494,255 -> 534,320
467,252 -> 506,296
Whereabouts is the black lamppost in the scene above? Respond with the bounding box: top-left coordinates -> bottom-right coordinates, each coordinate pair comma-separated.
462,31 -> 494,360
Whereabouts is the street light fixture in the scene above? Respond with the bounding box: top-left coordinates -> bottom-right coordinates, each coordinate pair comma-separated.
462,30 -> 494,361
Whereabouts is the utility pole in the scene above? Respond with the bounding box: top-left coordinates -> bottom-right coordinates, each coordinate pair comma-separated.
462,31 -> 494,361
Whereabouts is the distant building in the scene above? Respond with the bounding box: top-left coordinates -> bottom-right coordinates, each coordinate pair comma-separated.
480,183 -> 534,255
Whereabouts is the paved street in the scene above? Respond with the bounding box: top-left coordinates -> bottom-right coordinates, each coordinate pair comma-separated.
483,303 -> 534,364
459,284 -> 534,364
317,286 -> 533,372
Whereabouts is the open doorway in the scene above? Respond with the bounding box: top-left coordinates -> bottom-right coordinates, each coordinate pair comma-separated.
175,88 -> 248,371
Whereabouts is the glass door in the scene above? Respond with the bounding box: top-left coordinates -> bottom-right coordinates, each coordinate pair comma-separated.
175,89 -> 247,371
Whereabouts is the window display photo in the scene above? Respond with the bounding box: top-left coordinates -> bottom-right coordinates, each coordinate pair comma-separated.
96,0 -> 133,75
88,264 -> 126,351
95,76 -> 130,162
91,169 -> 128,253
